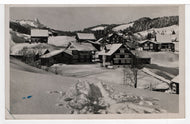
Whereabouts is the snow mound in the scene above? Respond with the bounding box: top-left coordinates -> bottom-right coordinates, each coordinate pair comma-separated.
112,23 -> 134,31
48,36 -> 76,47
60,81 -> 167,114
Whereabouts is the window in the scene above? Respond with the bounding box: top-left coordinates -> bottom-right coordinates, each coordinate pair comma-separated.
115,55 -> 120,58
120,49 -> 125,53
144,43 -> 148,46
114,60 -> 119,64
120,55 -> 125,58
125,54 -> 129,58
121,59 -> 125,64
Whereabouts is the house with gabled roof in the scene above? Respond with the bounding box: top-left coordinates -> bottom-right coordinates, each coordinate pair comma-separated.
98,44 -> 151,67
137,39 -> 160,51
156,34 -> 175,52
30,29 -> 49,43
40,49 -> 73,66
98,44 -> 133,67
68,42 -> 97,63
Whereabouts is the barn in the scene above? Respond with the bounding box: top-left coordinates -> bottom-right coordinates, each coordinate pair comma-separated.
138,40 -> 160,51
68,42 -> 97,63
40,49 -> 73,66
156,34 -> 175,52
30,29 -> 49,43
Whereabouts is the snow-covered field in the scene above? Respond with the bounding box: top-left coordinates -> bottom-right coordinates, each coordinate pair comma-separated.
10,57 -> 179,114
112,23 -> 134,31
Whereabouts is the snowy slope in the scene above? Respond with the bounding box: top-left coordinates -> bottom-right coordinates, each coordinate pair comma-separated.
112,23 -> 134,31
91,26 -> 107,31
134,25 -> 179,38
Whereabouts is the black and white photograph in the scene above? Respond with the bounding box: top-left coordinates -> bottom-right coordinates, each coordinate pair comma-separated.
5,5 -> 185,119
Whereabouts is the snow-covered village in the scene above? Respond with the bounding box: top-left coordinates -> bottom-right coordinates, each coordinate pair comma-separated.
9,6 -> 180,115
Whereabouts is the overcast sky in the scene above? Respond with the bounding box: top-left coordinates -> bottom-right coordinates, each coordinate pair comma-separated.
10,6 -> 179,31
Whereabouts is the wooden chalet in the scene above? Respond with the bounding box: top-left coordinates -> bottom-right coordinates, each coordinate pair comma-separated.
30,29 -> 49,43
98,44 -> 151,67
68,42 -> 97,63
138,40 -> 160,51
156,34 -> 175,52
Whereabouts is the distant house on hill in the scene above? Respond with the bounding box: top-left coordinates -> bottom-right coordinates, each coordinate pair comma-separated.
76,33 -> 96,42
30,29 -> 49,43
137,40 -> 160,51
137,34 -> 175,52
156,34 -> 175,52
98,44 -> 151,67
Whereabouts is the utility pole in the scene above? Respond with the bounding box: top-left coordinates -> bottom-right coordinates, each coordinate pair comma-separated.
133,53 -> 138,88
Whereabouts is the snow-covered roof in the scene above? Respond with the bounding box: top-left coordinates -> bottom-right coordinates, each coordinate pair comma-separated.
86,40 -> 100,45
138,39 -> 159,44
156,34 -> 173,43
154,83 -> 169,90
40,49 -> 65,58
70,42 -> 97,51
171,75 -> 179,83
130,50 -> 151,58
98,44 -> 123,56
76,33 -> 96,40
31,29 -> 49,37
48,36 -> 76,47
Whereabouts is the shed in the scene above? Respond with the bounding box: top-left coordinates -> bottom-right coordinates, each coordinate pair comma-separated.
156,34 -> 175,52
30,29 -> 49,43
170,75 -> 179,94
